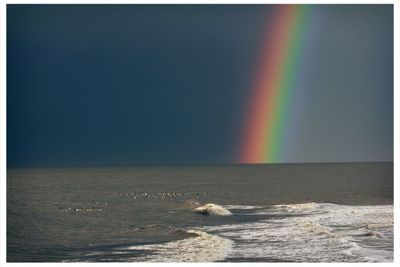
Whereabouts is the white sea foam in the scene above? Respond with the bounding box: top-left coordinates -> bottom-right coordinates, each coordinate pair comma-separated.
274,202 -> 318,210
201,203 -> 393,262
122,230 -> 233,262
87,203 -> 392,262
224,205 -> 260,210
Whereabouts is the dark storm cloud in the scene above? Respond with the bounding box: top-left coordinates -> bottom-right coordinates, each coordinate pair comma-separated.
7,4 -> 393,166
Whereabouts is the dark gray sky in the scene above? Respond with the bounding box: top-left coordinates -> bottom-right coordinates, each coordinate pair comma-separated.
7,5 -> 393,166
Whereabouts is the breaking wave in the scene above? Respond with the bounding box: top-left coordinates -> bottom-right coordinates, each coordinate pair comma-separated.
64,202 -> 393,262
193,203 -> 232,216
120,230 -> 233,262
201,202 -> 393,262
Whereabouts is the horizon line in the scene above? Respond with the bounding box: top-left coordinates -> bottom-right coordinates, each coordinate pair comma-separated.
7,161 -> 394,169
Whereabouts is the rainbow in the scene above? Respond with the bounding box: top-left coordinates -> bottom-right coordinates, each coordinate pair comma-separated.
239,5 -> 312,164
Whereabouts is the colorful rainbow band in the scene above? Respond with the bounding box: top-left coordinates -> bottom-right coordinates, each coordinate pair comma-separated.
239,5 -> 312,164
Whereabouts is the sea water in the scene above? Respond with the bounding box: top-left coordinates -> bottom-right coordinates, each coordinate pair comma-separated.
7,162 -> 393,262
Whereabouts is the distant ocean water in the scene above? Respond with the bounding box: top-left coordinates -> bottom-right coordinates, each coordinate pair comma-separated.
7,162 -> 393,262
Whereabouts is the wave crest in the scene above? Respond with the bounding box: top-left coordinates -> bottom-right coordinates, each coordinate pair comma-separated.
193,203 -> 232,216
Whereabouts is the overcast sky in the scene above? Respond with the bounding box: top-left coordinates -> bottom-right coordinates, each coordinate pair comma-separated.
7,4 -> 393,166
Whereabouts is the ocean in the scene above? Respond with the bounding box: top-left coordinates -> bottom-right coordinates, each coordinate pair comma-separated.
7,162 -> 393,262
